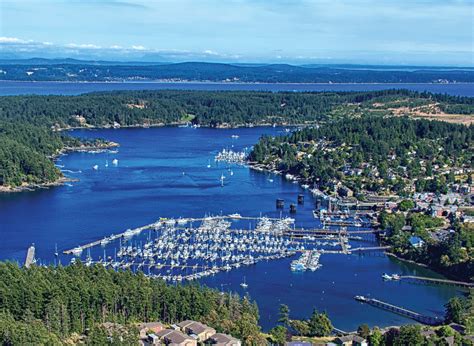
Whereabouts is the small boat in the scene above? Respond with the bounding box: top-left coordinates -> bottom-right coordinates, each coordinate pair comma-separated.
240,276 -> 248,288
71,246 -> 83,256
92,165 -> 99,170
112,159 -> 118,166
207,160 -> 211,168
231,135 -> 239,139
220,174 -> 226,186
382,273 -> 392,280
105,160 -> 109,168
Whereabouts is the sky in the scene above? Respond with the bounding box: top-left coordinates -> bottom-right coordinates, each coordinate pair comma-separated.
1,0 -> 473,66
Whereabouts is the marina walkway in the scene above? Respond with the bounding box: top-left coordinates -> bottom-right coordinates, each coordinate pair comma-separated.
399,275 -> 474,288
355,296 -> 442,325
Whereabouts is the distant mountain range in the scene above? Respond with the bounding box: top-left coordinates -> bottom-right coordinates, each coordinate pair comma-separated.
0,58 -> 473,83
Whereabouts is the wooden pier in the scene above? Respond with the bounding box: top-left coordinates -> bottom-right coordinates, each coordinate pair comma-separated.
355,296 -> 442,325
398,275 -> 474,288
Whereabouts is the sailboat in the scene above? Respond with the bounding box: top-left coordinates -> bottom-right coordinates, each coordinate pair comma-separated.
220,174 -> 226,187
105,160 -> 109,168
240,276 -> 248,288
207,159 -> 211,168
93,164 -> 99,170
112,159 -> 118,166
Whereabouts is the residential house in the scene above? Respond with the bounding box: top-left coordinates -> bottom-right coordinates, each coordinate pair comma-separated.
409,236 -> 425,249
139,322 -> 166,339
178,320 -> 216,342
206,333 -> 241,346
328,334 -> 368,346
156,329 -> 197,346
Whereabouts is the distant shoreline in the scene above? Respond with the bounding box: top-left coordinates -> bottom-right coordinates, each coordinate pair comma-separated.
1,80 -> 474,85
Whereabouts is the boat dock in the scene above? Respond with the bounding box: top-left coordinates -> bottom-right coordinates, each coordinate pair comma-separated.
398,275 -> 474,288
355,296 -> 442,325
24,244 -> 35,268
63,215 -> 287,255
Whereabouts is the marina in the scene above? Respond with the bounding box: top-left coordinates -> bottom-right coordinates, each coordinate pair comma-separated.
0,126 -> 462,331
62,213 -> 375,281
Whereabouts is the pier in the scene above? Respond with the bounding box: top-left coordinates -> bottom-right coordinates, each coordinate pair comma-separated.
63,215 -> 287,255
355,296 -> 442,325
398,275 -> 474,288
24,244 -> 35,268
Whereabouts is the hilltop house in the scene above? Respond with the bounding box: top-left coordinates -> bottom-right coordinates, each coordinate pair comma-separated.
205,333 -> 241,346
156,329 -> 197,346
138,322 -> 166,339
177,320 -> 216,342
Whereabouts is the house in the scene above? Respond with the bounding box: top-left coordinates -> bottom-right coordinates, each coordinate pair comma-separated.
138,322 -> 166,339
338,186 -> 354,198
409,236 -> 425,248
206,333 -> 241,346
177,320 -> 216,342
156,329 -> 197,346
328,334 -> 368,346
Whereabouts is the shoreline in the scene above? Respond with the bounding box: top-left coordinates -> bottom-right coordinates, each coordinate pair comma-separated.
0,141 -> 119,194
0,176 -> 78,193
1,80 -> 474,85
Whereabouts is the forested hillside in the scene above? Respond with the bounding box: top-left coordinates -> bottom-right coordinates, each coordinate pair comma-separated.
0,89 -> 472,190
1,61 -> 474,83
0,262 -> 263,344
249,116 -> 473,195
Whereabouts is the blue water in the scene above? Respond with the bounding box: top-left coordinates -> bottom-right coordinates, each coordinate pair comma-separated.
0,126 -> 462,331
0,80 -> 473,96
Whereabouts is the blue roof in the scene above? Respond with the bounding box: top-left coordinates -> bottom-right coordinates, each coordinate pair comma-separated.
409,236 -> 424,245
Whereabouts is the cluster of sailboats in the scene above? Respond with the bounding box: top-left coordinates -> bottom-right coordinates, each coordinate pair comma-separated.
74,216 -> 303,282
290,250 -> 322,272
93,158 -> 118,170
214,149 -> 247,164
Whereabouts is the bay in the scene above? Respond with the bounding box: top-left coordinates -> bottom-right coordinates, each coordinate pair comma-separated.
0,126 -> 462,331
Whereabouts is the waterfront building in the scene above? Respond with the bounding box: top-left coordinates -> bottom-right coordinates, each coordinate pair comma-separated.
328,334 -> 368,346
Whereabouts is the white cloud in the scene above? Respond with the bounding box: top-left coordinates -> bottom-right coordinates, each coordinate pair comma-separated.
0,37 -> 28,44
66,43 -> 102,49
131,45 -> 146,50
203,49 -> 219,56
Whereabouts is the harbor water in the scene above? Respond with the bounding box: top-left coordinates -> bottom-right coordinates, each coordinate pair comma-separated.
0,126 -> 463,331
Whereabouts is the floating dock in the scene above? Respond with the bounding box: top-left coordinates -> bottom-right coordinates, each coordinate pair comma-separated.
24,244 -> 35,268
